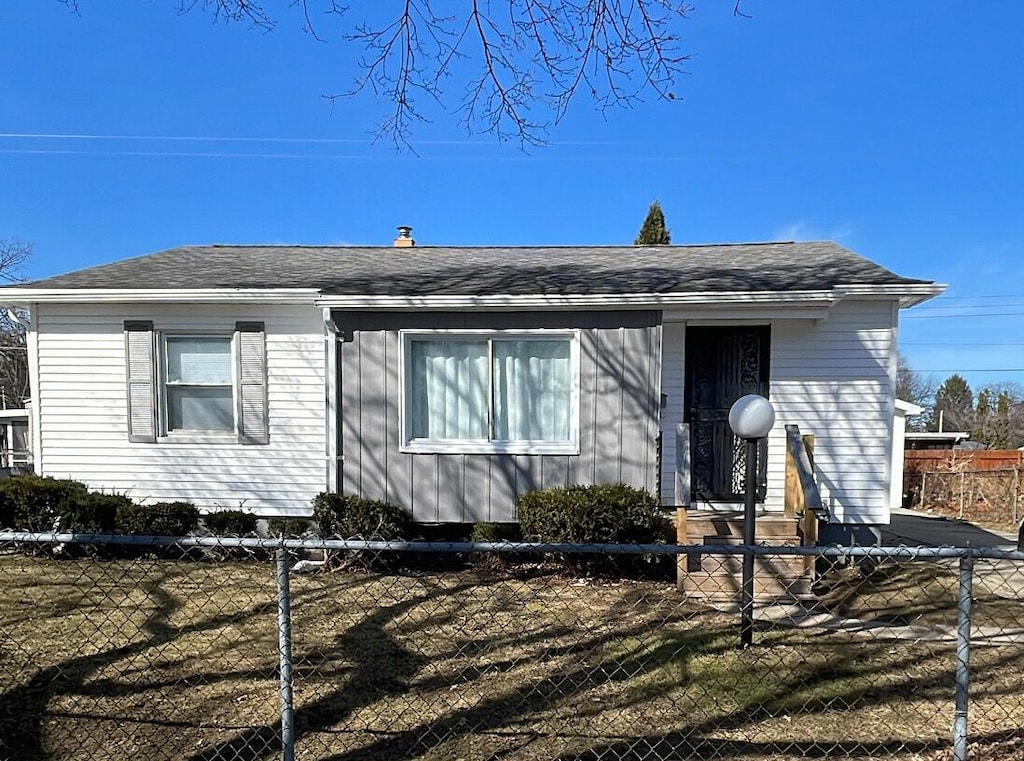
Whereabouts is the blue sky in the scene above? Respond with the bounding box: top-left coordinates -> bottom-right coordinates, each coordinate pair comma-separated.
2,1 -> 1023,394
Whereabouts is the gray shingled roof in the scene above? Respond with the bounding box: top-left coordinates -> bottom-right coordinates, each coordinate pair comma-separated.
13,241 -> 930,296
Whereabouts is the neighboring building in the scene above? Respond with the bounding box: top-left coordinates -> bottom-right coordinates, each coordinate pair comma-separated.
0,407 -> 31,471
905,431 -> 974,450
891,400 -> 924,509
0,236 -> 943,530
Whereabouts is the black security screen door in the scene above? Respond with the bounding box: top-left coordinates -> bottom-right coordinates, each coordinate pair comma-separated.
684,325 -> 770,503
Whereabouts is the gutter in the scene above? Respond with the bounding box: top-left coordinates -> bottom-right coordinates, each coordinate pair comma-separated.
833,283 -> 947,308
314,290 -> 843,311
0,283 -> 947,310
0,288 -> 321,304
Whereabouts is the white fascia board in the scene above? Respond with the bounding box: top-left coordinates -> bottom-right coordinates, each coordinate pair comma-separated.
894,399 -> 925,416
315,290 -> 840,311
663,306 -> 832,322
0,288 -> 321,305
834,283 -> 947,308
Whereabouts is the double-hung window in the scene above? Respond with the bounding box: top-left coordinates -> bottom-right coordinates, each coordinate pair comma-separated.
163,336 -> 235,433
124,320 -> 269,445
402,331 -> 579,454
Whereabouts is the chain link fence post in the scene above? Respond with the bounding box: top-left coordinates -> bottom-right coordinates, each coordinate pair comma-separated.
953,550 -> 974,761
276,545 -> 296,761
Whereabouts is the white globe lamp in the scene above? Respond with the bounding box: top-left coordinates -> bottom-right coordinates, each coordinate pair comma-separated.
728,394 -> 776,440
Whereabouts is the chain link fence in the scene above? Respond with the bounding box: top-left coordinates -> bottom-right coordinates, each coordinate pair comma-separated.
2,532 -> 1024,761
908,468 -> 1024,533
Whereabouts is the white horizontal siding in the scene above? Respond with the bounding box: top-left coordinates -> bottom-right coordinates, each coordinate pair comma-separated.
33,302 -> 326,517
660,300 -> 898,524
768,300 -> 897,524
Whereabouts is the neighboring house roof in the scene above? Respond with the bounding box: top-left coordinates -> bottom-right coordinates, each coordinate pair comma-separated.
905,432 -> 974,450
0,240 -> 945,307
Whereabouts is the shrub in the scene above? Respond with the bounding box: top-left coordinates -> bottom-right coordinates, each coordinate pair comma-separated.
469,522 -> 522,571
517,483 -> 666,576
58,492 -> 135,533
312,493 -> 410,540
116,501 -> 200,536
470,522 -> 521,543
266,518 -> 315,538
0,489 -> 15,530
0,475 -> 89,531
203,509 -> 258,536
518,483 -> 663,544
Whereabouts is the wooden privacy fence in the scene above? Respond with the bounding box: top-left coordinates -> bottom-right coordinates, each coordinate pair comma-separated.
905,449 -> 1024,471
904,450 -> 1024,532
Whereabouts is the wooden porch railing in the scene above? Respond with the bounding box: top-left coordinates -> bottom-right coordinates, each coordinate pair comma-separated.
785,424 -> 825,567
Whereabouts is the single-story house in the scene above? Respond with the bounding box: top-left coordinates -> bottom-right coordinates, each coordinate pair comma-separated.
0,233 -> 944,533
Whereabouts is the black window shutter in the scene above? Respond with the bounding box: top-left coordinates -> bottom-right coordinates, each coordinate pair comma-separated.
124,320 -> 157,443
236,321 -> 269,445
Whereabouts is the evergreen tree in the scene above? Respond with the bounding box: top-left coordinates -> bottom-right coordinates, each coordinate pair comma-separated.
972,389 -> 991,445
992,391 -> 1012,449
634,201 -> 671,245
930,374 -> 974,432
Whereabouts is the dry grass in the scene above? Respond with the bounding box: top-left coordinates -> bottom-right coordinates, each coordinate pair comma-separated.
815,559 -> 1024,630
2,552 -> 1024,760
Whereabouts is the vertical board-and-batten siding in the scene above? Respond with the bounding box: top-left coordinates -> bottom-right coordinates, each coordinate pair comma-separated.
33,303 -> 326,516
659,300 -> 898,524
659,322 -> 686,504
337,311 -> 662,523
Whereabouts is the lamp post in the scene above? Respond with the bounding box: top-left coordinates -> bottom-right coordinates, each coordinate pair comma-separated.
728,393 -> 776,648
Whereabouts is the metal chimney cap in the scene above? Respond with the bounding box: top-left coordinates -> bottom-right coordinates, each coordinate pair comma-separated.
393,225 -> 415,247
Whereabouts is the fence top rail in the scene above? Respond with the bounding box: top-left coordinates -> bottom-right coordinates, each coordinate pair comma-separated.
2,531 -> 1024,561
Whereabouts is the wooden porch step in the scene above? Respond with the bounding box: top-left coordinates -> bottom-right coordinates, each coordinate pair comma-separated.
675,507 -> 814,602
700,535 -> 800,547
682,569 -> 813,601
680,511 -> 802,542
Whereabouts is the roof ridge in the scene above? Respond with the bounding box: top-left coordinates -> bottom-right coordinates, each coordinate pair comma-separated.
202,240 -> 808,250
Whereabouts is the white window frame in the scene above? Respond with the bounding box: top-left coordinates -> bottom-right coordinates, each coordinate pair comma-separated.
400,329 -> 581,455
157,332 -> 238,442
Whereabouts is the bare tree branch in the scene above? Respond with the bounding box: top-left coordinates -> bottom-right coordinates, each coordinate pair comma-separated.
733,1 -> 751,20
0,239 -> 30,285
58,1 -> 695,146
0,239 -> 32,407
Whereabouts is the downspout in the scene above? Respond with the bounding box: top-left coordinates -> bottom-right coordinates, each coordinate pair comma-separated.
322,308 -> 341,495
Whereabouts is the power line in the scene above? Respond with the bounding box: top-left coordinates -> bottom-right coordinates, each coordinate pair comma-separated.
0,131 -> 632,147
923,294 -> 1024,301
902,311 -> 1024,319
917,368 -> 1024,373
914,303 -> 1024,311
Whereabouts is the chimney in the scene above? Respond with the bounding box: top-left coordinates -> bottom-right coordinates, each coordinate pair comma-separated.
393,225 -> 415,247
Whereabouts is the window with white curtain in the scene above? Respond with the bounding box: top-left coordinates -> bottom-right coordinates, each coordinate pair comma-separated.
403,331 -> 578,454
162,335 -> 235,433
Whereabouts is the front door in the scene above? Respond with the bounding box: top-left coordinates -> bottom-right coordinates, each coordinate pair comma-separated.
684,326 -> 770,503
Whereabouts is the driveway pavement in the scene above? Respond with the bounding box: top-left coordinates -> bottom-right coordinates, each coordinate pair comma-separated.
881,507 -> 1018,549
881,508 -> 1024,601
